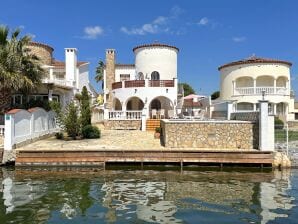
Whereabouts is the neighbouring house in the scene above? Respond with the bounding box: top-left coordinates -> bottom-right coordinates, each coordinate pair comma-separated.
217,55 -> 298,122
11,42 -> 97,109
102,43 -> 183,122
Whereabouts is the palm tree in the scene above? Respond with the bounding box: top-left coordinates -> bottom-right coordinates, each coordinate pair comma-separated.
95,60 -> 104,90
0,25 -> 45,113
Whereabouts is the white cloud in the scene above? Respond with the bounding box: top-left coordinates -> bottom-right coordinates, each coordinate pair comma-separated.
120,18 -> 167,35
170,5 -> 184,18
83,26 -> 104,39
232,36 -> 246,42
27,33 -> 36,39
198,17 -> 209,26
120,6 -> 184,35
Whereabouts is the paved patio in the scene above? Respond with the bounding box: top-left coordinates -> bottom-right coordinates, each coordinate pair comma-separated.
17,128 -> 164,151
16,125 -> 256,152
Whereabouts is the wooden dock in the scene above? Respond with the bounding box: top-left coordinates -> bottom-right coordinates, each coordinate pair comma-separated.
15,150 -> 275,167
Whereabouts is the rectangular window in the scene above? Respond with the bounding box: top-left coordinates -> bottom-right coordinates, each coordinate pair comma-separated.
53,71 -> 66,80
120,74 -> 130,81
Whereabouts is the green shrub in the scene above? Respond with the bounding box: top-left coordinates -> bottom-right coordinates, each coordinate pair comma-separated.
55,132 -> 64,139
155,127 -> 161,133
82,125 -> 100,139
275,117 -> 284,129
64,101 -> 80,139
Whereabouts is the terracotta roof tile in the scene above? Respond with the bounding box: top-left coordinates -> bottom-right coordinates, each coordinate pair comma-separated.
6,109 -> 22,114
115,64 -> 135,67
51,60 -> 88,68
218,56 -> 292,70
133,43 -> 179,52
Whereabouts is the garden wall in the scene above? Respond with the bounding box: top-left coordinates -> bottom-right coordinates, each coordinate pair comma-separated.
161,120 -> 258,149
104,120 -> 141,130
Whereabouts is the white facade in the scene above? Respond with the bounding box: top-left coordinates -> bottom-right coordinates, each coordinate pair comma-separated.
135,46 -> 178,80
218,56 -> 297,121
104,43 -> 179,120
12,42 -> 97,108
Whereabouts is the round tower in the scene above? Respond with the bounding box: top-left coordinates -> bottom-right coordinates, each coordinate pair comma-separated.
133,43 -> 179,80
26,42 -> 54,65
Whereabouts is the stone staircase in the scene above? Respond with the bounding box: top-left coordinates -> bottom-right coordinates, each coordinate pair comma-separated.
146,119 -> 161,131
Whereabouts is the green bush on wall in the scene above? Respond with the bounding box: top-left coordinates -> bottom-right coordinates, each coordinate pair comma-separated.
274,117 -> 284,129
82,125 -> 101,139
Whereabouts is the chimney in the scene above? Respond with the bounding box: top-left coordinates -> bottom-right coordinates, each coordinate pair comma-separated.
65,48 -> 77,82
105,49 -> 116,109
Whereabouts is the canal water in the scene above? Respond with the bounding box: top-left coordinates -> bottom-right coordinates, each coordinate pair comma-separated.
0,167 -> 297,223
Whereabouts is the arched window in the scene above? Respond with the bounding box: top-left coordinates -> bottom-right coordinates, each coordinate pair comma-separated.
151,71 -> 160,80
137,72 -> 144,80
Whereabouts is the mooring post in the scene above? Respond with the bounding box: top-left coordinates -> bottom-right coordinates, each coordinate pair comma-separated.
180,161 -> 183,172
141,161 -> 144,170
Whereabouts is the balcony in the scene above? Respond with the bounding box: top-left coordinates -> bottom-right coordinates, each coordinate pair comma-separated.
234,87 -> 289,96
112,79 -> 175,90
42,78 -> 74,88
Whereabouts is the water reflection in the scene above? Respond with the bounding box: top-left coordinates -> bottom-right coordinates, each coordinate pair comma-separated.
0,167 -> 297,223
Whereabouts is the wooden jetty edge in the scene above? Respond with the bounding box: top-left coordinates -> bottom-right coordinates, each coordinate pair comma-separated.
15,150 -> 275,167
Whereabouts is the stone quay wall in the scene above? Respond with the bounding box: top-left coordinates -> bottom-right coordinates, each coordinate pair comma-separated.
105,120 -> 141,130
161,120 -> 258,149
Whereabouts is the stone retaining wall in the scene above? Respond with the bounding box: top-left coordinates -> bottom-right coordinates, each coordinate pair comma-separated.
288,121 -> 298,130
161,120 -> 258,149
104,120 -> 141,130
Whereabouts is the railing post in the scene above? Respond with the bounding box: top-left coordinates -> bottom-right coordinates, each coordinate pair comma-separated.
145,78 -> 149,87
4,114 -> 14,151
141,110 -> 146,131
259,100 -> 274,151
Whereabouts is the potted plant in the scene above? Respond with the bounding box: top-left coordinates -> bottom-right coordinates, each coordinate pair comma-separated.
154,127 -> 161,139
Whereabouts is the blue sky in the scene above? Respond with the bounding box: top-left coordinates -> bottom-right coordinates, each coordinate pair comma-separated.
1,0 -> 298,95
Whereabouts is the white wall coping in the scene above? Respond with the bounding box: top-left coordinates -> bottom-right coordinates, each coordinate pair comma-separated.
161,119 -> 254,124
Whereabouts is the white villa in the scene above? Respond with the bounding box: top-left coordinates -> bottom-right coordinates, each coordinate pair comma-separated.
11,42 -> 97,108
218,56 -> 298,122
102,43 -> 181,120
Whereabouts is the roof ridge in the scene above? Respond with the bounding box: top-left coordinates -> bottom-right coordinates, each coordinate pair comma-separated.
218,56 -> 292,70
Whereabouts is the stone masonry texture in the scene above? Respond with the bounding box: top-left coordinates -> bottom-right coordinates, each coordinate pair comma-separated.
105,50 -> 115,109
161,120 -> 259,149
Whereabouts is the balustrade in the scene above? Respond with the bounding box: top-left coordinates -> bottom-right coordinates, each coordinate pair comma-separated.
108,111 -> 142,120
234,87 -> 288,95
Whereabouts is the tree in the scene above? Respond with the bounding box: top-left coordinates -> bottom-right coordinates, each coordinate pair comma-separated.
64,101 -> 80,139
179,83 -> 195,96
0,25 -> 45,113
211,91 -> 220,100
95,60 -> 104,90
80,86 -> 91,128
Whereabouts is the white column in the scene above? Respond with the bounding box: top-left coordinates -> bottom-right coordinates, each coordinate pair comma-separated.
259,100 -> 274,151
49,68 -> 54,80
48,89 -> 53,101
145,78 -> 149,87
232,81 -> 235,95
253,78 -> 256,94
141,110 -> 147,131
286,80 -> 290,95
4,114 -> 14,151
273,103 -> 276,115
174,78 -> 178,87
273,78 -> 276,94
253,103 -> 257,111
227,101 -> 234,120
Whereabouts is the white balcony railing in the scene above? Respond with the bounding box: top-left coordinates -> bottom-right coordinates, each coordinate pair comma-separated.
234,87 -> 288,96
109,111 -> 142,120
43,78 -> 74,88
